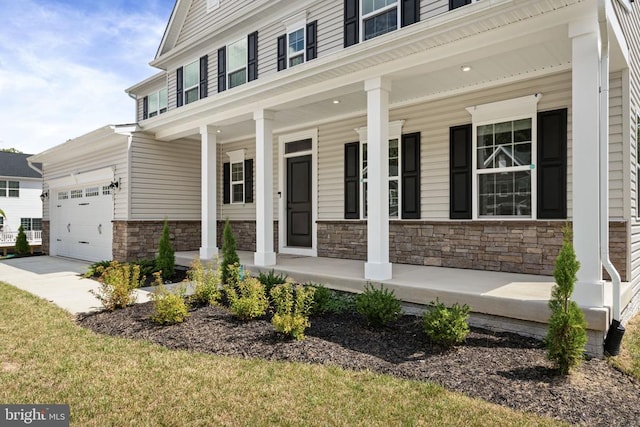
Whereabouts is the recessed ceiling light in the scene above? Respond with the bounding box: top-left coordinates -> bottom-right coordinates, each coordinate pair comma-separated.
461,65 -> 472,72
333,100 -> 340,104
216,129 -> 222,133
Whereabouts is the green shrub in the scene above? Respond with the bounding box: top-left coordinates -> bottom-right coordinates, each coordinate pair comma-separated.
156,219 -> 175,280
189,258 -> 221,306
221,219 -> 240,285
422,299 -> 471,348
311,285 -> 356,316
135,258 -> 157,278
226,276 -> 268,320
84,260 -> 113,278
14,226 -> 30,256
356,283 -> 402,328
257,269 -> 288,293
546,226 -> 587,375
150,274 -> 189,325
270,283 -> 316,340
89,261 -> 142,310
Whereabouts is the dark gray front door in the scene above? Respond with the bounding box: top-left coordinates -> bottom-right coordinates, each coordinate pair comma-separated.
287,155 -> 312,247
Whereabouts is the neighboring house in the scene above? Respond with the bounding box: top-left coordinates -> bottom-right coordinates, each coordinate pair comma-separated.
0,151 -> 43,247
30,1 -> 640,327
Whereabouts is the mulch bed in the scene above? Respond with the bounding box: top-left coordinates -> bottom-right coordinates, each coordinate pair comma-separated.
78,302 -> 640,426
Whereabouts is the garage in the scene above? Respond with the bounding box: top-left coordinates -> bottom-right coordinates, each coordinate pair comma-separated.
51,183 -> 113,262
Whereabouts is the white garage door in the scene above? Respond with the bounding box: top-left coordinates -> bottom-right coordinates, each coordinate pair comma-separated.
51,184 -> 113,262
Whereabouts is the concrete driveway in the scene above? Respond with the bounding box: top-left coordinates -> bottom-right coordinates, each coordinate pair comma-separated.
0,256 -> 152,314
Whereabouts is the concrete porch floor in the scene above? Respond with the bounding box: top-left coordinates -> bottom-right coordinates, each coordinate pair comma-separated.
175,250 -> 617,346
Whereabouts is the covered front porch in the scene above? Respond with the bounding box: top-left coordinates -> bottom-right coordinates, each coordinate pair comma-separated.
175,250 -> 632,356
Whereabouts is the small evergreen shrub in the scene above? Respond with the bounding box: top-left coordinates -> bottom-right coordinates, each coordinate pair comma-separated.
189,258 -> 221,306
270,283 -> 316,340
257,269 -> 288,293
546,226 -> 587,375
150,274 -> 189,325
135,258 -> 158,278
422,299 -> 471,348
156,219 -> 175,280
221,219 -> 240,285
14,226 -> 30,256
356,283 -> 402,328
226,276 -> 268,320
311,285 -> 356,316
90,261 -> 142,310
84,260 -> 113,278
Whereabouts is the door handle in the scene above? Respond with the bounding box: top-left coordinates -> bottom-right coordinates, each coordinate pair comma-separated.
67,223 -> 71,232
98,224 -> 102,234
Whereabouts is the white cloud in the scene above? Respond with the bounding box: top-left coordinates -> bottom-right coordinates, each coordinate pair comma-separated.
0,0 -> 172,154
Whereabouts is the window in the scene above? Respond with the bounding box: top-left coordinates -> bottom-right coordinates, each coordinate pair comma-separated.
70,189 -> 83,199
184,60 -> 200,104
362,0 -> 399,41
102,186 -> 111,196
227,38 -> 248,89
20,218 -> 42,231
0,180 -> 19,197
146,88 -> 167,118
85,187 -> 99,197
0,216 -> 4,231
277,16 -> 317,72
466,94 -> 541,219
449,0 -> 476,10
58,191 -> 68,200
231,162 -> 244,203
225,149 -> 249,204
288,28 -> 305,67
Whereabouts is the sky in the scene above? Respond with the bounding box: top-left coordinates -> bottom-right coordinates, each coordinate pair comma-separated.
0,0 -> 176,155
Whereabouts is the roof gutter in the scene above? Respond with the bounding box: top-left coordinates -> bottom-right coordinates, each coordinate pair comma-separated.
26,158 -> 43,175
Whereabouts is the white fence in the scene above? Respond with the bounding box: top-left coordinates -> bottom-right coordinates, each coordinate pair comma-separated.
0,230 -> 42,245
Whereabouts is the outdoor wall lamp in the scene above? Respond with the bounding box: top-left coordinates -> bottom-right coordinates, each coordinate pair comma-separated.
109,178 -> 121,190
40,190 -> 49,202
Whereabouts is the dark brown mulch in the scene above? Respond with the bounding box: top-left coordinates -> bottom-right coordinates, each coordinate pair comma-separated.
78,303 -> 640,426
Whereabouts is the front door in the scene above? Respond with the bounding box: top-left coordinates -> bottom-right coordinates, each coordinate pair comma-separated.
287,155 -> 312,247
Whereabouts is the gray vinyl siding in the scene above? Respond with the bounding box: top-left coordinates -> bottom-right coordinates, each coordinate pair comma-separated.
129,135 -> 201,220
310,0 -> 343,56
317,72 -> 576,220
167,68 -> 177,113
421,0 -> 449,20
610,72 -> 624,219
42,141 -> 128,221
137,97 -> 144,123
613,1 -> 640,289
176,0 -> 240,48
257,19 -> 280,79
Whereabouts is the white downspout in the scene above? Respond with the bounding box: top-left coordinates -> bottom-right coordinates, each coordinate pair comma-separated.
598,0 -> 622,321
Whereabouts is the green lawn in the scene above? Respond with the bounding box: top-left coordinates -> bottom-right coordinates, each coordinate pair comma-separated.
0,282 -> 564,426
611,313 -> 640,379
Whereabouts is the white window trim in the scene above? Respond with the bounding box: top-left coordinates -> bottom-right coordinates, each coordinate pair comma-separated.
207,0 -> 220,13
355,120 -> 405,219
466,94 -> 542,220
183,59 -> 200,105
227,149 -> 246,204
227,38 -> 248,89
360,0 -> 400,42
147,88 -> 168,118
284,12 -> 307,67
278,128 -> 318,257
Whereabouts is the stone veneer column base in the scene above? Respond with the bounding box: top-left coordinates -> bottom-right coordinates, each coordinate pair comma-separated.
112,220 -> 201,261
216,220 -> 278,252
41,220 -> 50,255
317,220 -> 627,279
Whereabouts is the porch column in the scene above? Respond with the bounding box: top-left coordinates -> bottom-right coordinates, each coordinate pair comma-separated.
569,18 -> 604,307
199,125 -> 218,260
254,109 -> 276,266
364,77 -> 392,280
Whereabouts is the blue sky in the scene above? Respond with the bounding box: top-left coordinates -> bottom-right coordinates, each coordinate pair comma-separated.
0,0 -> 176,154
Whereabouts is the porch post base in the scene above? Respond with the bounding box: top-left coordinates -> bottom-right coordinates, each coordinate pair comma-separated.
364,262 -> 392,281
199,246 -> 218,261
254,251 -> 276,267
573,280 -> 605,308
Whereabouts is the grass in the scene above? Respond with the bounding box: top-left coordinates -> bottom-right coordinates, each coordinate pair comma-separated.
610,313 -> 640,379
0,282 -> 564,426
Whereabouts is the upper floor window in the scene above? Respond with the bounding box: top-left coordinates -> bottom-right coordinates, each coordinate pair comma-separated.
218,33 -> 258,92
0,180 -> 19,197
277,16 -> 317,72
344,0 -> 419,47
143,88 -> 167,119
449,0 -> 477,11
288,28 -> 305,67
176,56 -> 208,108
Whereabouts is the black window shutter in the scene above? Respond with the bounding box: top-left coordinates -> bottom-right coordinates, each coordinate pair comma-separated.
449,0 -> 472,10
277,34 -> 287,71
176,67 -> 184,107
217,47 -> 226,92
199,55 -> 208,99
401,0 -> 420,27
401,132 -> 421,219
344,0 -> 359,48
306,20 -> 318,60
344,142 -> 360,219
248,31 -> 258,82
449,124 -> 472,219
244,159 -> 253,203
223,162 -> 230,204
537,109 -> 567,219
142,96 -> 149,120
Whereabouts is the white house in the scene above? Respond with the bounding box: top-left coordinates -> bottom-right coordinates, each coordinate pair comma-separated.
0,151 -> 43,248
30,0 -> 640,352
